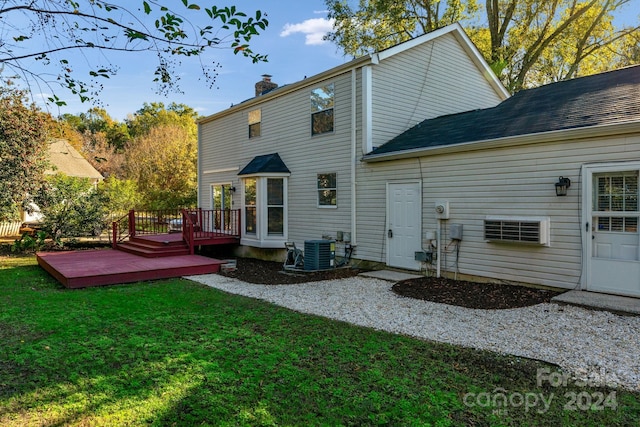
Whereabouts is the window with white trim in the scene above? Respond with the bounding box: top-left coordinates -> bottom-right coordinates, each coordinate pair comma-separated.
311,83 -> 334,135
248,109 -> 261,138
244,178 -> 257,234
594,172 -> 639,232
267,178 -> 284,235
241,175 -> 288,247
317,173 -> 337,207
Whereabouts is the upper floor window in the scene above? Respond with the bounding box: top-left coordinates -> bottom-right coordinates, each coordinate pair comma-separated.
248,109 -> 261,138
311,83 -> 334,135
317,173 -> 337,207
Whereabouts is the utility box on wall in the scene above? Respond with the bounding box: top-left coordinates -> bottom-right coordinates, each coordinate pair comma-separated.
435,200 -> 450,219
450,223 -> 463,240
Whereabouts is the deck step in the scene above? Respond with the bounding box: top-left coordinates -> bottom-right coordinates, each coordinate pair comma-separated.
117,241 -> 189,258
129,235 -> 187,248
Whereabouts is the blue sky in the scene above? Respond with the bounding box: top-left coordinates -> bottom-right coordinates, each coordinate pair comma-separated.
34,0 -> 345,121
19,0 -> 640,121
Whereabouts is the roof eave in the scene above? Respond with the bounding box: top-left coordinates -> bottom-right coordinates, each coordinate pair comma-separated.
198,55 -> 372,125
198,23 -> 509,125
362,121 -> 640,163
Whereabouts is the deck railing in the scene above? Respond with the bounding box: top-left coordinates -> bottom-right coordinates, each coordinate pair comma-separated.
111,211 -> 133,249
112,208 -> 241,253
181,208 -> 241,255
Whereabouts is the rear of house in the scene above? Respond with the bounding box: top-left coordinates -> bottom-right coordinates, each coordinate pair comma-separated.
197,24 -> 507,260
361,65 -> 640,298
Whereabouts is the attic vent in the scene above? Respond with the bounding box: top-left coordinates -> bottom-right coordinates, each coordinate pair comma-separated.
484,217 -> 550,246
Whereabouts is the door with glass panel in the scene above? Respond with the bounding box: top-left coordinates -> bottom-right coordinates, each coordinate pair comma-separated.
211,184 -> 233,231
590,171 -> 640,296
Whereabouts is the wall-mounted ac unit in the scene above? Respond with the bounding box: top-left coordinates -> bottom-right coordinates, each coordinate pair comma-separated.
484,216 -> 550,246
304,240 -> 335,271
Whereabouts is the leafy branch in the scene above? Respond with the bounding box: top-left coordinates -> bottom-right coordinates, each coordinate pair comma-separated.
0,1 -> 269,105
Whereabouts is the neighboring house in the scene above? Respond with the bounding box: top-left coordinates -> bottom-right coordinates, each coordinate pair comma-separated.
362,64 -> 640,298
22,139 -> 103,224
198,23 -> 507,253
47,139 -> 104,185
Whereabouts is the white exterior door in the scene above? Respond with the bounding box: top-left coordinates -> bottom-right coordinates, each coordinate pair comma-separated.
387,182 -> 422,270
585,167 -> 640,297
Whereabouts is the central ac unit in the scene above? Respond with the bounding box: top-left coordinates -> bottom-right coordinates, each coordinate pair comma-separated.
304,240 -> 335,271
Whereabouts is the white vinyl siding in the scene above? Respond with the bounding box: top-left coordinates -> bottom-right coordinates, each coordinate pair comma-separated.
197,25 -> 509,262
356,133 -> 640,290
199,72 -> 354,247
369,33 -> 503,150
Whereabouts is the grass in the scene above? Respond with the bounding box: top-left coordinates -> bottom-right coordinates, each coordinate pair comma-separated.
1,254 -> 639,426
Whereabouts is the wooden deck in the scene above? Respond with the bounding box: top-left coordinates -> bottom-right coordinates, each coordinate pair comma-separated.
116,233 -> 238,258
37,249 -> 225,289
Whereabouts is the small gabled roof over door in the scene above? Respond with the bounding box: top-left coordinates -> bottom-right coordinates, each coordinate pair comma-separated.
238,153 -> 291,176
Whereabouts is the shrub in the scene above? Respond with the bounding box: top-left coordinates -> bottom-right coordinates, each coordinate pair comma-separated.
34,174 -> 106,242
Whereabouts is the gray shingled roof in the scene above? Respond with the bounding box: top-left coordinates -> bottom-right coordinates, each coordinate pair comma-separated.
238,153 -> 290,175
366,65 -> 640,158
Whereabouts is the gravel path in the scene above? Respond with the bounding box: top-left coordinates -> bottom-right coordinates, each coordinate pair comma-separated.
186,273 -> 640,391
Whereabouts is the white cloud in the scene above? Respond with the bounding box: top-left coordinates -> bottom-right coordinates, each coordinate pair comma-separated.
280,18 -> 335,46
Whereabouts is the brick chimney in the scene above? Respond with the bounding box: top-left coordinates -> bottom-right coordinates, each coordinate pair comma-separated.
255,74 -> 278,96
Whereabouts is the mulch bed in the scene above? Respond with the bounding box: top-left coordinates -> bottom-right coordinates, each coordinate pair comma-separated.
392,277 -> 563,309
220,257 -> 361,285
222,258 -> 563,309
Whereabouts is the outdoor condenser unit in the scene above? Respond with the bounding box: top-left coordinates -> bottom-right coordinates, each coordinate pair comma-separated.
304,240 -> 335,271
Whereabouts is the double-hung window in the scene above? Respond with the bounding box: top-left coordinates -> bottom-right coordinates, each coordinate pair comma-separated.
311,83 -> 334,135
248,109 -> 261,138
317,173 -> 337,207
244,178 -> 257,234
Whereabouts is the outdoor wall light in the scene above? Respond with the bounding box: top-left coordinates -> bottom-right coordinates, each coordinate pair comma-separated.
230,186 -> 236,193
555,176 -> 571,196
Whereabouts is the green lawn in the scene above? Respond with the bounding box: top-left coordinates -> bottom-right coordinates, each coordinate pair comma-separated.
1,255 -> 638,426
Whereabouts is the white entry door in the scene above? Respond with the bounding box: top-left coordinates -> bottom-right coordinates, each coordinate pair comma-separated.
387,182 -> 422,270
588,170 -> 640,297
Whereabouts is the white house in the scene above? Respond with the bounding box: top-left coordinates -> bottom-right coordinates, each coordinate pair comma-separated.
362,64 -> 640,298
198,23 -> 506,252
197,22 -> 640,298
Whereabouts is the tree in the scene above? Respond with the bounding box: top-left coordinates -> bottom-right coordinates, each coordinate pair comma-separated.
0,85 -> 50,221
325,0 -> 640,91
98,177 -> 141,215
122,124 -> 197,209
0,1 -> 269,105
62,108 -> 131,150
59,108 -> 128,177
325,0 -> 478,56
126,102 -> 199,139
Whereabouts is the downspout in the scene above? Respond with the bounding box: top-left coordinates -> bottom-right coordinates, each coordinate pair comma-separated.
437,219 -> 442,278
351,69 -> 358,246
197,124 -> 203,208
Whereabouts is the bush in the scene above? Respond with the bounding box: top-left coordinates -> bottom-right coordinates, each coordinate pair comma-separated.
11,231 -> 48,253
34,174 -> 107,242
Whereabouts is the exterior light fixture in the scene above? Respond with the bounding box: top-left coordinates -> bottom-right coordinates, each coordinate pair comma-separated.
555,176 -> 571,196
229,186 -> 236,193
